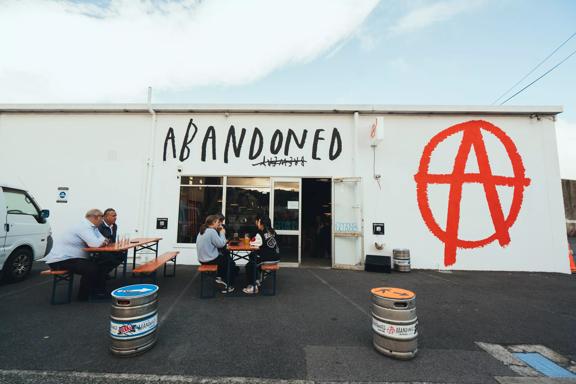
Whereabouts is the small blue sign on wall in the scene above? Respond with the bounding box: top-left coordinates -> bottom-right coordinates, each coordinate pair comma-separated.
56,187 -> 69,204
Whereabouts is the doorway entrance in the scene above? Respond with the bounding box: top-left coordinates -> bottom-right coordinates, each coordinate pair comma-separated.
301,178 -> 332,267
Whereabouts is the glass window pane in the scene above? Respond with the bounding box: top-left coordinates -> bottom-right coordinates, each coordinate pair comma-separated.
4,190 -> 39,216
227,177 -> 270,187
177,186 -> 223,243
180,176 -> 222,186
225,186 -> 270,237
275,235 -> 298,263
274,182 -> 299,230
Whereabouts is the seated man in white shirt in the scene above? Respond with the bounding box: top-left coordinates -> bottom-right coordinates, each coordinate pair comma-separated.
44,209 -> 110,301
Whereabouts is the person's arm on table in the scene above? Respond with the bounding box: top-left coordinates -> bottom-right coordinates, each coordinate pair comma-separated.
250,233 -> 263,248
79,225 -> 109,248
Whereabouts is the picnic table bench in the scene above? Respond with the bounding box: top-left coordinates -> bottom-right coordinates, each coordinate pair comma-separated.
40,269 -> 74,305
133,251 -> 179,282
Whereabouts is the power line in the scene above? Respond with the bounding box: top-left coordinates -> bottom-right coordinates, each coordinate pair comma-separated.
500,46 -> 576,105
492,31 -> 576,105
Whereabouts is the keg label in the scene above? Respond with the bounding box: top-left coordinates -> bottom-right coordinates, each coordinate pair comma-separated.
372,317 -> 417,339
112,284 -> 159,299
110,313 -> 158,339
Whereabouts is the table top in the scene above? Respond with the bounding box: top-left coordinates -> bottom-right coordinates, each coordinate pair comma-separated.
84,237 -> 162,252
227,244 -> 259,252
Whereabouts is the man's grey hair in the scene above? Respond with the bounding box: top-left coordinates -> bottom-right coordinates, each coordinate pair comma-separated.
85,209 -> 103,218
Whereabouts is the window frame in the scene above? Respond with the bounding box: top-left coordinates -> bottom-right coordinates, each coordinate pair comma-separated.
3,187 -> 43,223
176,176 -> 273,246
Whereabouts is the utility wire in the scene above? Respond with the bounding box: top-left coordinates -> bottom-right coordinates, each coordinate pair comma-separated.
500,46 -> 576,105
492,31 -> 576,105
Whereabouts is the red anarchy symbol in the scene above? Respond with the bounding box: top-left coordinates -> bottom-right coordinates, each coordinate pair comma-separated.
414,120 -> 531,267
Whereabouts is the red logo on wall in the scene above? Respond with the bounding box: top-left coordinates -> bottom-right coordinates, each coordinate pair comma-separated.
414,120 -> 531,266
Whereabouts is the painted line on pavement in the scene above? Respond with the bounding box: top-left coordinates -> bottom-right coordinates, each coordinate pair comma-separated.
496,376 -> 576,383
0,369 -> 314,383
476,342 -> 576,379
159,271 -> 199,325
420,271 -> 459,285
307,269 -> 370,318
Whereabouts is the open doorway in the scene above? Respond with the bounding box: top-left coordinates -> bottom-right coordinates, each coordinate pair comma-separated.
301,178 -> 332,267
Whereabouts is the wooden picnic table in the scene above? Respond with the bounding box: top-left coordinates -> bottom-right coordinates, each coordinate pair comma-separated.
84,237 -> 162,278
225,243 -> 259,293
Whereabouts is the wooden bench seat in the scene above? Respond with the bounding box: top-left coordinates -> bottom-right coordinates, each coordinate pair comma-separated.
41,269 -> 70,276
198,264 -> 218,273
41,269 -> 73,305
198,264 -> 219,298
259,262 -> 279,296
260,263 -> 279,271
133,251 -> 179,282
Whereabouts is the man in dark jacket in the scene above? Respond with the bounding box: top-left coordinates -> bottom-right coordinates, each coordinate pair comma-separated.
99,208 -> 118,242
97,208 -> 125,276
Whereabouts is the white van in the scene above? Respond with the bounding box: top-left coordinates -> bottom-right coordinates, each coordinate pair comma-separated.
0,184 -> 52,282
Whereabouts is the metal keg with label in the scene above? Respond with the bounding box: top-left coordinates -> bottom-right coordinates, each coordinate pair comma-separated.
370,287 -> 417,360
110,284 -> 159,356
393,249 -> 411,272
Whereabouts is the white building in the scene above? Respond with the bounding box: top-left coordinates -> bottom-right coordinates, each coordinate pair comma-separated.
0,104 -> 570,273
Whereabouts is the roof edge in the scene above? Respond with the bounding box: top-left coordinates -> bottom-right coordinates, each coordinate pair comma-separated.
0,103 -> 563,115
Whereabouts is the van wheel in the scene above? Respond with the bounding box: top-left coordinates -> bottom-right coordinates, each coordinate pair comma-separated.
4,248 -> 33,283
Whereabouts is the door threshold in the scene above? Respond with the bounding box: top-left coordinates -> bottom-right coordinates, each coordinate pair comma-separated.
300,265 -> 332,270
279,262 -> 299,268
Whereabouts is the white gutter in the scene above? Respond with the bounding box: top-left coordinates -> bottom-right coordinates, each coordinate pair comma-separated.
141,87 -> 157,236
353,111 -> 359,176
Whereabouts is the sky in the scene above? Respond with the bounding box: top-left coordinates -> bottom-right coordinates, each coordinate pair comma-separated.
0,0 -> 575,175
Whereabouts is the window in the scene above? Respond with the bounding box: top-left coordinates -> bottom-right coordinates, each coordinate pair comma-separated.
4,189 -> 40,217
177,177 -> 223,243
226,178 -> 270,237
273,182 -> 299,230
177,176 -> 274,244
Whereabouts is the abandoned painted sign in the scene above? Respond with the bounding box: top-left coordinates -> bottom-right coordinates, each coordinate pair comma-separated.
162,118 -> 343,167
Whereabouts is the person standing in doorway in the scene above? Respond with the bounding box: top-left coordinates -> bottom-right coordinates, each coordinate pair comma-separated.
45,209 -> 109,301
97,208 -> 125,276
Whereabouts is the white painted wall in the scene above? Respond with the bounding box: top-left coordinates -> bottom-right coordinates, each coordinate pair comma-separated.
0,113 -> 150,244
0,109 -> 569,272
148,114 -> 354,264
358,115 -> 569,273
556,118 -> 576,181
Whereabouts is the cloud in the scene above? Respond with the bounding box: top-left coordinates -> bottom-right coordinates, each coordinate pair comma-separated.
389,0 -> 485,36
556,118 -> 576,180
0,0 -> 379,102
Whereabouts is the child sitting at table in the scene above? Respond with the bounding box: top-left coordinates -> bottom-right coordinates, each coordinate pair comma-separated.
243,215 -> 280,294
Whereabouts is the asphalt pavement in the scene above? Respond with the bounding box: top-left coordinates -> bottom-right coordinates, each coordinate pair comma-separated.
0,262 -> 574,384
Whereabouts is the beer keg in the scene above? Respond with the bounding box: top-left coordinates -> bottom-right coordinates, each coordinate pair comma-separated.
370,287 -> 418,360
110,284 -> 159,356
393,249 -> 411,272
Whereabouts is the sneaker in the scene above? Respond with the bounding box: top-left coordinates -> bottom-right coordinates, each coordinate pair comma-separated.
242,285 -> 259,294
221,286 -> 235,294
215,277 -> 227,287
255,279 -> 261,287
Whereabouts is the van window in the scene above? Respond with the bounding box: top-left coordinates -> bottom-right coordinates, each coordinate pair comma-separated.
4,189 -> 41,217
